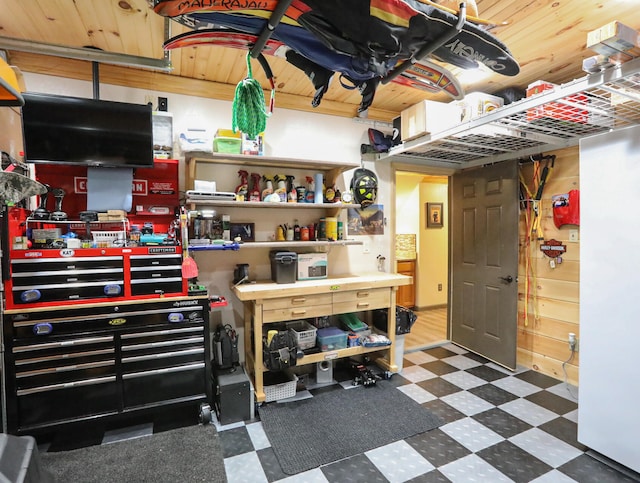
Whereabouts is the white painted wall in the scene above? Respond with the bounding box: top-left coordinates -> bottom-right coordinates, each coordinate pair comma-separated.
20,73 -> 394,355
419,181 -> 448,307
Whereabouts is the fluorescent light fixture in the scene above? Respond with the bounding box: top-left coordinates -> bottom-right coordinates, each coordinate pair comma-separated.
0,36 -> 172,72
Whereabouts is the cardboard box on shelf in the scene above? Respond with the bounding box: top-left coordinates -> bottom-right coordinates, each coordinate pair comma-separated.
297,253 -> 328,280
179,128 -> 214,153
525,81 -> 589,124
452,92 -> 504,122
241,132 -> 265,156
400,100 -> 460,141
587,21 -> 640,59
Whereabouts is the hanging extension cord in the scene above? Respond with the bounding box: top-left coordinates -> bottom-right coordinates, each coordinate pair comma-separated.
562,346 -> 578,401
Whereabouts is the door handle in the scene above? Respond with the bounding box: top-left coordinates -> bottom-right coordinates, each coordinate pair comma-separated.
499,275 -> 514,284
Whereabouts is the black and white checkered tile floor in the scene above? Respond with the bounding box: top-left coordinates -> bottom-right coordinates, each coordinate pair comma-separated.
217,343 -> 639,483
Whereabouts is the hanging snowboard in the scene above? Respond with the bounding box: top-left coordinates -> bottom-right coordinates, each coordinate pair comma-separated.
152,0 -> 518,110
163,28 -> 464,101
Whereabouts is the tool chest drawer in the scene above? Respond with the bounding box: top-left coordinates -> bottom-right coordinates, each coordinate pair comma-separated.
11,280 -> 126,305
11,256 -> 123,273
130,277 -> 184,296
333,288 -> 390,314
130,254 -> 183,268
7,300 -> 207,340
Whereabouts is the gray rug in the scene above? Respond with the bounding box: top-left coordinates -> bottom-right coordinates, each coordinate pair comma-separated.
40,424 -> 226,483
258,381 -> 443,475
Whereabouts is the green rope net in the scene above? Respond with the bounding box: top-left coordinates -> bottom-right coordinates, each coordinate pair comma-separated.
232,52 -> 271,139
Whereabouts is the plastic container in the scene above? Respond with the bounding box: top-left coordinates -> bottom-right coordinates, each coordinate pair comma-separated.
269,251 -> 298,284
325,216 -> 337,241
263,370 -> 298,402
316,326 -> 348,351
92,230 -> 126,247
286,320 -> 317,350
0,434 -> 45,482
213,136 -> 242,154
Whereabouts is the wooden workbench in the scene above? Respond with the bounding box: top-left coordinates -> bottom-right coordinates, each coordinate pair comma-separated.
232,273 -> 411,402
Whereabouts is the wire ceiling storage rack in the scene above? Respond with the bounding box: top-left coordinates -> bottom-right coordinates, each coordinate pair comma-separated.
380,56 -> 640,169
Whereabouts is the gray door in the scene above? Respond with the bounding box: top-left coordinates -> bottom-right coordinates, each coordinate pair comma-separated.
450,160 -> 519,370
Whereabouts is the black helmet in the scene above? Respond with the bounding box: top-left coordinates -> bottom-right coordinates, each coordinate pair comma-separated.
350,168 -> 378,207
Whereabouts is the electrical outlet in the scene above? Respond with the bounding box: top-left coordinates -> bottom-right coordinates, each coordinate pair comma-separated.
569,229 -> 579,242
438,283 -> 443,291
362,240 -> 370,254
568,333 -> 578,352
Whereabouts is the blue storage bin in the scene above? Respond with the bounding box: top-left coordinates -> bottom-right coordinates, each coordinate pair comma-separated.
316,326 -> 347,351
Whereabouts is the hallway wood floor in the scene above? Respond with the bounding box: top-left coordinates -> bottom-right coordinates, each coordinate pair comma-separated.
404,307 -> 448,352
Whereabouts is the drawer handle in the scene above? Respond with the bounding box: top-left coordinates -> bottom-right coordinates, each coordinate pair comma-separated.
291,310 -> 307,316
356,292 -> 370,298
291,297 -> 306,304
356,302 -> 370,308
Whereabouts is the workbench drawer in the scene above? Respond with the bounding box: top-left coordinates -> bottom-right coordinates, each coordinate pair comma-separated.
263,304 -> 333,323
333,288 -> 390,314
261,293 -> 332,311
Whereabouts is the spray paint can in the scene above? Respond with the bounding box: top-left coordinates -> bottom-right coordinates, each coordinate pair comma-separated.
318,218 -> 327,240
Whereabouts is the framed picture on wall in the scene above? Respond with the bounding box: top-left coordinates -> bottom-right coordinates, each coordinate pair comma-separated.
426,202 -> 443,228
230,222 -> 255,242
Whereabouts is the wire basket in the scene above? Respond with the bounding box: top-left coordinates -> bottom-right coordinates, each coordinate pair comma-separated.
286,320 -> 317,350
263,371 -> 298,402
92,230 -> 126,246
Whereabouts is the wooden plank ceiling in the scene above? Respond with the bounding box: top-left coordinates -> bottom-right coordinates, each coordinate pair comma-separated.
1,0 -> 640,122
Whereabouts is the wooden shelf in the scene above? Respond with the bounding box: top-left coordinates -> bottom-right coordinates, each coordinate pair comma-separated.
183,152 -> 360,171
293,345 -> 392,366
185,199 -> 359,210
189,239 -> 362,250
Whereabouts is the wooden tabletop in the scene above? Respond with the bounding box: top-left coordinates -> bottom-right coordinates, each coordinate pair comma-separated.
232,273 -> 412,302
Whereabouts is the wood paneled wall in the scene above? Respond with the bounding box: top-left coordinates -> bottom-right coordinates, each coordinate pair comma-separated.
517,146 -> 580,386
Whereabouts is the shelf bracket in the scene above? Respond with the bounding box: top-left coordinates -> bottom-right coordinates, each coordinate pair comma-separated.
381,2 -> 467,84
249,0 -> 293,58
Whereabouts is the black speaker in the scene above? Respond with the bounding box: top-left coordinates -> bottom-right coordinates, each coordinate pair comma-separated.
158,96 -> 168,112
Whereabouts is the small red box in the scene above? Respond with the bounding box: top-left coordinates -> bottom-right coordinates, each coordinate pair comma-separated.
526,81 -> 589,124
